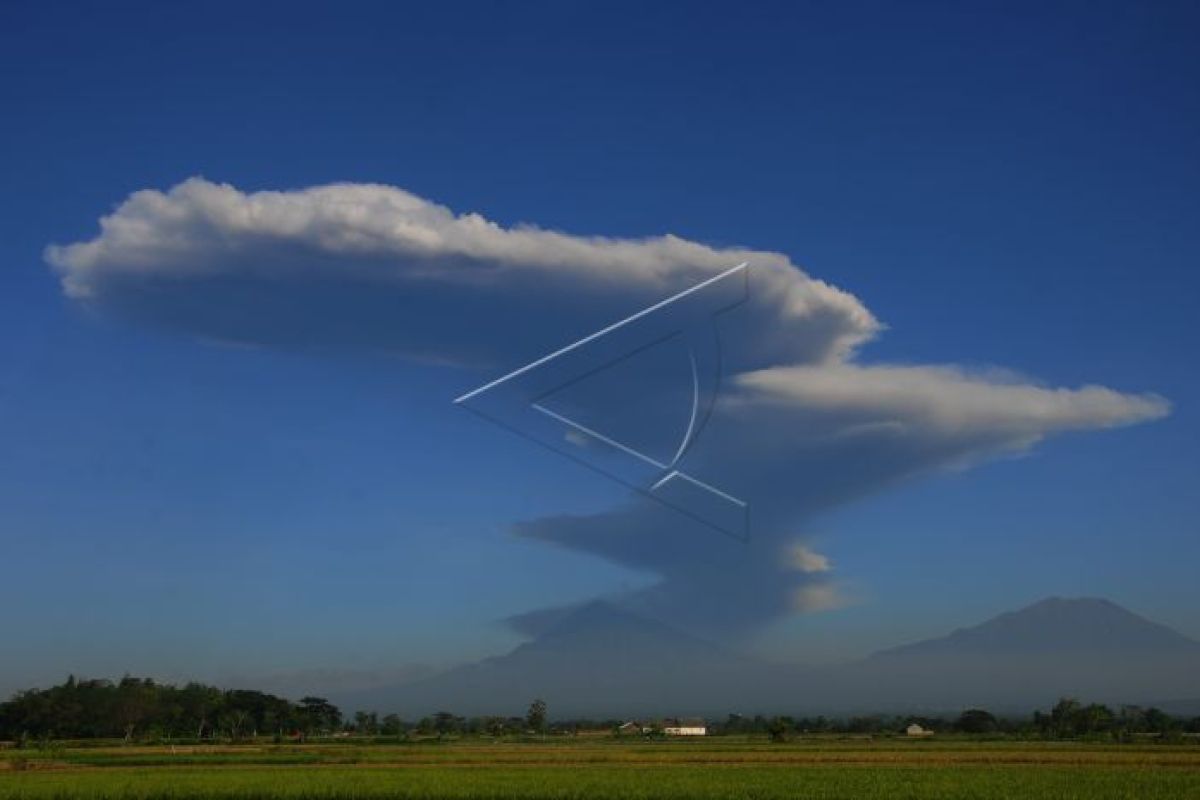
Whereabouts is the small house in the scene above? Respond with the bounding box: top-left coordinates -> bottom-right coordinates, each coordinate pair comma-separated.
663,717 -> 707,736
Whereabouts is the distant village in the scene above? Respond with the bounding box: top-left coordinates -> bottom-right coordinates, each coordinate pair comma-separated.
619,718 -> 709,737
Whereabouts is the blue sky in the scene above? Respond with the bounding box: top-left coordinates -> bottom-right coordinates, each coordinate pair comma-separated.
1,1 -> 1198,694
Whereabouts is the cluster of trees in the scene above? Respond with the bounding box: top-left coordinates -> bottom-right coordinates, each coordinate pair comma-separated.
716,711 -> 1018,738
0,679 -> 555,744
715,699 -> 1200,741
401,699 -> 549,738
384,701 -> 1199,742
0,676 -> 342,741
1031,698 -> 1195,740
715,712 -> 952,739
5,678 -> 1200,744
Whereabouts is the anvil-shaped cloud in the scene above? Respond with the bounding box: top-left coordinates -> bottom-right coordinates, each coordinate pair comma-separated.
46,178 -> 1169,638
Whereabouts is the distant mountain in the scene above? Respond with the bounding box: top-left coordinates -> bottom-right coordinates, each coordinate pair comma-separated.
338,601 -> 783,717
872,597 -> 1200,659
837,597 -> 1200,712
337,597 -> 1200,716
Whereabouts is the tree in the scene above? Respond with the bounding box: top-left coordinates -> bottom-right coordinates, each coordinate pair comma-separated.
0,677 -> 334,742
1049,697 -> 1082,738
1035,698 -> 1119,739
767,716 -> 792,742
380,714 -> 404,737
1144,707 -> 1174,735
298,697 -> 342,736
957,708 -> 999,734
178,682 -> 222,740
433,711 -> 462,737
222,708 -> 250,741
1078,704 -> 1114,736
352,711 -> 378,735
114,676 -> 156,743
526,699 -> 547,733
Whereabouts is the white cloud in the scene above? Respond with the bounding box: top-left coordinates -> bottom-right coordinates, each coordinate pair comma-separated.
45,177 -> 878,367
44,177 -> 1171,639
788,545 -> 833,574
734,363 -> 1169,449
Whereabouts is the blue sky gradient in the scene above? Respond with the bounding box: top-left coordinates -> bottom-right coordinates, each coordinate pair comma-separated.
1,1 -> 1197,693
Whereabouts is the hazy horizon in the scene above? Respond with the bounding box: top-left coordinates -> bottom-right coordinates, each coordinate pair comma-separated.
5,595 -> 1198,717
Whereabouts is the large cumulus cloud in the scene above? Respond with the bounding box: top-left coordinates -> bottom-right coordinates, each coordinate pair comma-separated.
46,178 -> 876,369
46,178 -> 1169,640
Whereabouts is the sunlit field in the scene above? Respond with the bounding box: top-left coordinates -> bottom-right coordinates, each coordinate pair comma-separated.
4,738 -> 1199,799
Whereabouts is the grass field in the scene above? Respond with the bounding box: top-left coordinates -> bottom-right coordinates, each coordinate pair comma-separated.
3,738 -> 1200,799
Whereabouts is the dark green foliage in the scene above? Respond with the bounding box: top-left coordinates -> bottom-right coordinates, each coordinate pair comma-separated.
525,699 -> 547,733
766,716 -> 793,742
957,709 -> 999,734
432,711 -> 464,737
0,676 -> 342,741
1030,698 -> 1181,740
3,676 -> 1196,746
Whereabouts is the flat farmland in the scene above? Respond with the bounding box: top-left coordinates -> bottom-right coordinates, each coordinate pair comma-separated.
3,738 -> 1199,799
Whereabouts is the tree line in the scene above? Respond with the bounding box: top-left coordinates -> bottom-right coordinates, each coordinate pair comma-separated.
3,677 -> 1199,743
0,679 -> 551,743
0,676 -> 341,742
718,699 -> 1200,741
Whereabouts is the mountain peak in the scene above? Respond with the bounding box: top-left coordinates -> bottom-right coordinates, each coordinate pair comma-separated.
873,596 -> 1200,659
1025,595 -> 1121,611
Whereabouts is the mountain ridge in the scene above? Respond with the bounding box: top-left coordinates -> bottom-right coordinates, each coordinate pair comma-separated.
871,596 -> 1200,660
335,596 -> 1200,715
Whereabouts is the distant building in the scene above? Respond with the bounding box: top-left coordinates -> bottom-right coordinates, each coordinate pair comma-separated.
663,717 -> 707,736
905,723 -> 934,737
618,718 -> 707,736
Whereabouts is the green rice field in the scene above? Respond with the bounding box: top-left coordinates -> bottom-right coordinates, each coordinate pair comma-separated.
3,738 -> 1199,799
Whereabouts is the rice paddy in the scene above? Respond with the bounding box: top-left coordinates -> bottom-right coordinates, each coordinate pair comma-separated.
3,737 -> 1199,799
